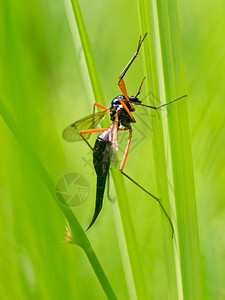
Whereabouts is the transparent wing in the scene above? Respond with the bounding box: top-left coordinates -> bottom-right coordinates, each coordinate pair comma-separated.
63,108 -> 109,142
111,118 -> 118,168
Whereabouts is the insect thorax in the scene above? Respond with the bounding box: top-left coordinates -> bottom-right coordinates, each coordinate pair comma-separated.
110,95 -> 135,128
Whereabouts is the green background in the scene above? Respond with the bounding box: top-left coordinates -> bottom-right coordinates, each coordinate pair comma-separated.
0,0 -> 224,299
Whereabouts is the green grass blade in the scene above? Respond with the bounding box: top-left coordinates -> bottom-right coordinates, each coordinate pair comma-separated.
69,0 -> 148,298
111,169 -> 148,299
137,1 -> 179,299
85,248 -> 117,300
0,99 -> 117,300
69,0 -> 104,104
153,0 -> 203,298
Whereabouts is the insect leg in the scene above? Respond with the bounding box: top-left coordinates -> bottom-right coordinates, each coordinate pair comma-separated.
121,172 -> 174,237
118,98 -> 136,123
119,129 -> 174,237
119,33 -> 148,82
79,128 -> 107,150
93,103 -> 108,114
118,34 -> 147,120
119,128 -> 132,172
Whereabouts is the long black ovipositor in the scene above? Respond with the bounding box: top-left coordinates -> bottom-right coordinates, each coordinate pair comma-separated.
85,137 -> 112,231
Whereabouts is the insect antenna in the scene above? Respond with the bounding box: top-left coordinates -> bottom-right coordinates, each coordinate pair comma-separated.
136,76 -> 146,97
131,91 -> 187,109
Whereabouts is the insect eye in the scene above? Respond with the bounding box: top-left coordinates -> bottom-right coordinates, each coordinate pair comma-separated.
129,96 -> 141,104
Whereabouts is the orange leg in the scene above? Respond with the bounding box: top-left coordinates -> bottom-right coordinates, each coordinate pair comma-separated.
79,128 -> 107,150
119,128 -> 132,172
93,102 -> 108,114
118,77 -> 130,102
118,84 -> 136,123
119,127 -> 174,237
117,34 -> 148,123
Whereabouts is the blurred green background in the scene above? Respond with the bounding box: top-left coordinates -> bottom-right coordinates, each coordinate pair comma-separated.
0,0 -> 224,299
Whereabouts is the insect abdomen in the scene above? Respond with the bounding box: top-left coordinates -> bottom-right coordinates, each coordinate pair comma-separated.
86,137 -> 112,230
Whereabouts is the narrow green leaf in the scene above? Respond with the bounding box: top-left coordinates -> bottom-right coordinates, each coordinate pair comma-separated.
156,1 -> 203,298
69,0 -> 104,104
138,0 -> 203,299
137,0 -> 179,299
111,169 -> 148,300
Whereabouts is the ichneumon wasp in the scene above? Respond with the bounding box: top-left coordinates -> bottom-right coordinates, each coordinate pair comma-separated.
63,33 -> 186,236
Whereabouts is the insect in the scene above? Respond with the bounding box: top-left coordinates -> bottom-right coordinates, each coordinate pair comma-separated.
63,33 -> 186,235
